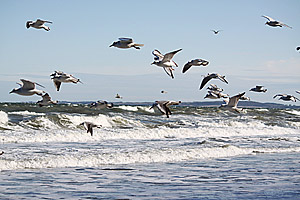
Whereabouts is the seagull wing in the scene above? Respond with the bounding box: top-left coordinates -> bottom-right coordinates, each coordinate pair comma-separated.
53,80 -> 62,91
228,92 -> 245,107
262,15 -> 275,22
119,38 -> 133,42
162,49 -> 182,62
217,74 -> 228,84
279,22 -> 292,29
20,79 -> 35,90
182,61 -> 193,73
296,90 -> 300,95
161,101 -> 172,118
152,49 -> 164,61
166,101 -> 181,106
156,101 -> 168,114
163,67 -> 174,79
42,93 -> 51,101
273,94 -> 284,99
199,75 -> 213,90
256,86 -> 263,89
87,124 -> 93,136
37,19 -> 52,24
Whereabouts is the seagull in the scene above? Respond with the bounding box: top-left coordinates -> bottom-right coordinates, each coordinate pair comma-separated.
182,59 -> 209,73
207,84 -> 224,92
161,90 -> 168,94
150,100 -> 181,118
90,100 -> 113,109
296,47 -> 300,52
9,79 -> 45,96
26,19 -> 52,31
219,92 -> 246,113
204,90 -> 229,99
115,94 -> 123,99
50,71 -> 82,91
79,122 -> 102,136
37,93 -> 58,107
151,49 -> 182,79
261,15 -> 292,29
249,86 -> 267,93
211,30 -> 222,34
0,151 -> 4,156
109,38 -> 144,49
273,94 -> 300,102
240,96 -> 250,101
199,73 -> 228,90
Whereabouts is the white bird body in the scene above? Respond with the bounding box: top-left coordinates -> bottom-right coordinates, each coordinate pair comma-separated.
220,92 -> 246,113
10,79 -> 44,96
262,15 -> 292,29
150,100 -> 181,118
26,19 -> 52,31
109,38 -> 144,49
207,84 -> 223,92
50,71 -> 82,91
37,93 -> 58,107
151,49 -> 182,79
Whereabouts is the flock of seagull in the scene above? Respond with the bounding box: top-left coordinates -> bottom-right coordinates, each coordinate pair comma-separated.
6,16 -> 300,134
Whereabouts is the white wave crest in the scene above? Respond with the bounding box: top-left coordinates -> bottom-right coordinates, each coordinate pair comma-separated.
0,111 -> 8,124
2,146 -> 300,171
8,110 -> 45,116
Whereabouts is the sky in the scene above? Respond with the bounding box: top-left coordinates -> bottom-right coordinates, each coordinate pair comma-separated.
0,0 -> 299,104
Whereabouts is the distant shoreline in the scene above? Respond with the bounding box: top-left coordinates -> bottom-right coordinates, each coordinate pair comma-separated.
1,101 -> 299,109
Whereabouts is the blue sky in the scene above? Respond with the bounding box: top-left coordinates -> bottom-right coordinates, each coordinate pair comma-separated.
0,0 -> 299,103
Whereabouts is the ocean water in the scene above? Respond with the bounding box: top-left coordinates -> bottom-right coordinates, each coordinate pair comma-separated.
0,103 -> 299,199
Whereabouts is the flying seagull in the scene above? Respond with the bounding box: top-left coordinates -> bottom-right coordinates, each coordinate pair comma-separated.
204,90 -> 229,99
240,96 -> 250,101
150,100 -> 181,118
9,79 -> 44,96
211,30 -> 222,34
199,73 -> 228,90
109,38 -> 144,49
182,59 -> 209,73
207,84 -> 223,92
80,122 -> 102,136
37,93 -> 58,107
115,94 -> 123,99
273,94 -> 300,102
90,100 -> 113,109
151,49 -> 182,79
50,71 -> 82,91
249,85 -> 267,93
26,19 -> 52,31
296,47 -> 300,52
220,92 -> 246,113
261,15 -> 292,29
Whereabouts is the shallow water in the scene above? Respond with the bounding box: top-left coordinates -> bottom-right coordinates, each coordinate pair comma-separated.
0,103 -> 299,199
